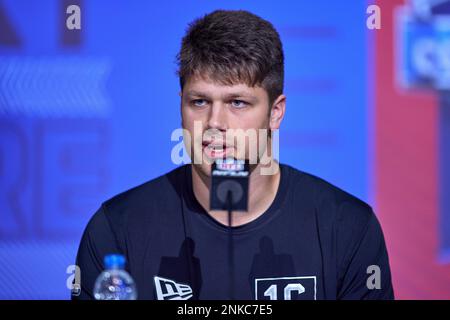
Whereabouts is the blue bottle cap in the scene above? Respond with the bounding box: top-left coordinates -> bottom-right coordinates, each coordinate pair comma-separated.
104,254 -> 126,269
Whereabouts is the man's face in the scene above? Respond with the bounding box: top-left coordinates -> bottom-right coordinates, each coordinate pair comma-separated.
181,76 -> 284,177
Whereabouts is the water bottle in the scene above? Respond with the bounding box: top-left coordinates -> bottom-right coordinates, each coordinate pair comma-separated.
93,254 -> 137,300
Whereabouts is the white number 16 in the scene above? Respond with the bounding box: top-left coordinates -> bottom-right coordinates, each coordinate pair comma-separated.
264,283 -> 305,300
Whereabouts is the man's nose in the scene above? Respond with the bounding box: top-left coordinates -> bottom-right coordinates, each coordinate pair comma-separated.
207,102 -> 227,131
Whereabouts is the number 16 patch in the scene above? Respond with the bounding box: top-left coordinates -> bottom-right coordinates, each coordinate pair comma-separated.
255,276 -> 317,300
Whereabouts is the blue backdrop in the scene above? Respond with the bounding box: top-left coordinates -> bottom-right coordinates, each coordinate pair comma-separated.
0,0 -> 369,299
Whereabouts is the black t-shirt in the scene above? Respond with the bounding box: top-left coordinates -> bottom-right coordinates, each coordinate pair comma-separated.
72,164 -> 394,300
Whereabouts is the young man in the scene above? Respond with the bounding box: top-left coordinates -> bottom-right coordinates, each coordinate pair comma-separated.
73,10 -> 394,300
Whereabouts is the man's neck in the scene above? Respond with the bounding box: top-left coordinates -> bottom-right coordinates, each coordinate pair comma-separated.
191,160 -> 281,227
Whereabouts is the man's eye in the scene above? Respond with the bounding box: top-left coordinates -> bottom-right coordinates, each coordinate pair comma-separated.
192,99 -> 207,107
230,100 -> 247,108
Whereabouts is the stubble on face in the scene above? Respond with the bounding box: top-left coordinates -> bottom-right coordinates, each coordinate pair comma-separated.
180,76 -> 273,180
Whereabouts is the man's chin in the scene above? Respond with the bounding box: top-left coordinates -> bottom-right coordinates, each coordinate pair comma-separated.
191,162 -> 213,178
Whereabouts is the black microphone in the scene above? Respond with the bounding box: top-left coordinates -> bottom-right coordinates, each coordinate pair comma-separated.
210,158 -> 249,300
210,158 -> 249,211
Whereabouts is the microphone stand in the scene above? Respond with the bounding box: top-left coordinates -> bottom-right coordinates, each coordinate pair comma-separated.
226,190 -> 235,300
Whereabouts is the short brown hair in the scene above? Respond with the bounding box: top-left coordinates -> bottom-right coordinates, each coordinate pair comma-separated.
176,10 -> 284,105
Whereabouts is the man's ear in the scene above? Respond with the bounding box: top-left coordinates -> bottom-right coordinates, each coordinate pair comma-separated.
269,94 -> 286,131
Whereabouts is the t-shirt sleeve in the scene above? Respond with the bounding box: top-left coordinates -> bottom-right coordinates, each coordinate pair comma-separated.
71,205 -> 123,300
337,205 -> 394,300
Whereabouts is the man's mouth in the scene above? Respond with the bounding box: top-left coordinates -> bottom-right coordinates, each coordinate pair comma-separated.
202,141 -> 232,159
